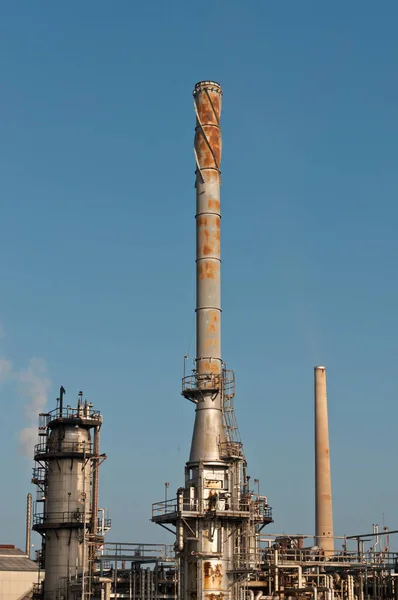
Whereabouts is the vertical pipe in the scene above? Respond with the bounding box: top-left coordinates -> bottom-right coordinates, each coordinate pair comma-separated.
189,80 -> 224,464
26,493 -> 32,558
82,444 -> 87,600
92,425 -> 100,537
314,365 -> 334,556
147,567 -> 151,600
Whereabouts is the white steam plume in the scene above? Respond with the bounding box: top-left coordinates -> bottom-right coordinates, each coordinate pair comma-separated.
18,358 -> 51,456
0,325 -> 51,457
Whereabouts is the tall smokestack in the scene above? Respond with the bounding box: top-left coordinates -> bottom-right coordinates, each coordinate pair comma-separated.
314,365 -> 334,556
25,493 -> 32,558
189,80 -> 224,463
152,81 -> 273,600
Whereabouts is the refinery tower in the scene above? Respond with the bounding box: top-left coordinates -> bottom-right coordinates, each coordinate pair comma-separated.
152,81 -> 273,600
32,388 -> 107,599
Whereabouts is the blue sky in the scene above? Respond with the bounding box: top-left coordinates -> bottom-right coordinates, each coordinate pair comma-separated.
0,1 -> 397,553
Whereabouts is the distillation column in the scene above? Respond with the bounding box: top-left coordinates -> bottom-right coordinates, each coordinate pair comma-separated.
314,366 -> 334,556
152,81 -> 272,600
32,389 -> 105,599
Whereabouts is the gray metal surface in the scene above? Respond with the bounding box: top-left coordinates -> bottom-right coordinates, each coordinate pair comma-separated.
43,423 -> 92,596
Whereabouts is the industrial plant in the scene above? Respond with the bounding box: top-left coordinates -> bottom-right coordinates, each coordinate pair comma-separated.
2,81 -> 397,600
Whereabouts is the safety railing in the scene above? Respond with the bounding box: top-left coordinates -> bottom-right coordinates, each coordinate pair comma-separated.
98,517 -> 112,531
152,499 -> 178,517
34,440 -> 93,456
33,510 -> 92,526
152,496 -> 273,520
48,405 -> 101,420
219,441 -> 243,459
100,542 -> 175,562
221,368 -> 236,400
31,467 -> 46,485
182,369 -> 236,398
32,583 -> 43,600
182,372 -> 221,394
233,550 -> 263,570
263,548 -> 398,566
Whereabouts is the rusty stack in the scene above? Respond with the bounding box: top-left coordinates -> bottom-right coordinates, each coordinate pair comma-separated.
152,81 -> 273,600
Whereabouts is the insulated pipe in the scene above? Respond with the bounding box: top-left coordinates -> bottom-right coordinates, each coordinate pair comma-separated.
189,81 -> 224,463
26,493 -> 32,558
314,366 -> 334,556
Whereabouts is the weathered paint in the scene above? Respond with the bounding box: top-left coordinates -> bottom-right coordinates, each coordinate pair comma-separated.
189,81 -> 224,466
203,562 -> 223,591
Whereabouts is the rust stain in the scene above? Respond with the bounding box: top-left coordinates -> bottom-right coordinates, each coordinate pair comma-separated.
198,261 -> 219,280
198,217 -> 220,257
197,215 -> 209,228
201,360 -> 220,374
203,562 -> 223,591
197,90 -> 221,127
203,561 -> 211,579
208,312 -> 219,333
208,199 -> 220,212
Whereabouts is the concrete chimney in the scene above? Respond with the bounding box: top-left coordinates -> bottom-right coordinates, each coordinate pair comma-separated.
314,365 -> 334,556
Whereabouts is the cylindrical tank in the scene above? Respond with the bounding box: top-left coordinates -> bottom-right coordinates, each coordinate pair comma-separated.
43,425 -> 92,597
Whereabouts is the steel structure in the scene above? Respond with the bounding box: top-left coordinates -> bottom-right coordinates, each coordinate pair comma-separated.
152,81 -> 273,600
255,531 -> 398,600
95,542 -> 177,600
32,387 -> 107,599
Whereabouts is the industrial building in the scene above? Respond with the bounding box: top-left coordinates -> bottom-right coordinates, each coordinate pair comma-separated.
2,81 -> 396,599
0,544 -> 43,600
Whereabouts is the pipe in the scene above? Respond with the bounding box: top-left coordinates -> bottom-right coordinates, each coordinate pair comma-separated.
189,81 -> 224,464
92,425 -> 100,538
59,385 -> 66,417
25,493 -> 32,558
284,587 -> 320,600
82,443 -> 87,600
314,366 -> 334,556
372,524 -> 379,557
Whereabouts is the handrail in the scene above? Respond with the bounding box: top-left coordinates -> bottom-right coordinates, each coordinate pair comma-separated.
152,497 -> 272,520
33,510 -> 92,525
34,440 -> 93,455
